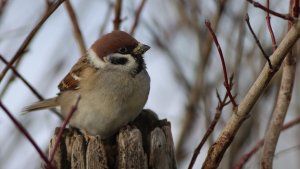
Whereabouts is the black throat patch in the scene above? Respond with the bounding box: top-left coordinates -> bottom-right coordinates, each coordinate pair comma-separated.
109,57 -> 128,65
134,56 -> 145,75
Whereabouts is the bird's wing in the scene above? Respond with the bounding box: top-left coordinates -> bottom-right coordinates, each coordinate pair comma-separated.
58,56 -> 90,91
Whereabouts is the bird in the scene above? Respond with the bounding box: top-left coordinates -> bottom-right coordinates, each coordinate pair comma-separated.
23,30 -> 151,139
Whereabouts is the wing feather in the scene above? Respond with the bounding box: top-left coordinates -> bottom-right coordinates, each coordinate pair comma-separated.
58,56 -> 90,91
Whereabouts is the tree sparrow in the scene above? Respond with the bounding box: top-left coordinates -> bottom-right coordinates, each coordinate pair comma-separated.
23,31 -> 151,139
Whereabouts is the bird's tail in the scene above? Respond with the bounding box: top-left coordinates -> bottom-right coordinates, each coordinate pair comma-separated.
22,97 -> 58,112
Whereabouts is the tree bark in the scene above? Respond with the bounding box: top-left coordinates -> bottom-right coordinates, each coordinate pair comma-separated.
48,109 -> 177,169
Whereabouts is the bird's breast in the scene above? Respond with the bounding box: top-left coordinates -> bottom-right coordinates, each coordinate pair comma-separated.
62,69 -> 150,138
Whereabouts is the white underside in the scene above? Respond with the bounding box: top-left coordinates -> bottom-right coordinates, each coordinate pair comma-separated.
58,68 -> 150,138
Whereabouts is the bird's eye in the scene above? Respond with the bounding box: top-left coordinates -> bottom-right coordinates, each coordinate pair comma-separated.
118,47 -> 128,54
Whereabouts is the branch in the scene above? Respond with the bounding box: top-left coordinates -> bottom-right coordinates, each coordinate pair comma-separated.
234,115 -> 300,169
0,0 -> 66,82
0,0 -> 8,16
0,54 -> 61,118
188,87 -> 231,169
0,101 -> 55,169
293,0 -> 299,17
202,20 -> 300,169
49,95 -> 81,162
99,1 -> 114,36
174,0 -> 228,162
265,0 -> 277,50
64,0 -> 86,56
113,0 -> 122,30
261,1 -> 297,168
245,13 -> 273,69
205,20 -> 238,108
130,0 -> 147,35
0,54 -> 43,100
247,0 -> 295,21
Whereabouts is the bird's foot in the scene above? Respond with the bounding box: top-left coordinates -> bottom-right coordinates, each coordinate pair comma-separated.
82,129 -> 94,142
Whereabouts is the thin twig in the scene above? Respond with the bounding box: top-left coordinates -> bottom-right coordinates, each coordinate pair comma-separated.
113,0 -> 122,30
245,13 -> 273,69
0,54 -> 61,117
188,84 -> 232,169
265,0 -> 277,50
175,1 -> 228,162
0,0 -> 66,82
0,55 -> 43,100
261,1 -> 297,168
0,57 -> 22,98
99,1 -> 114,36
247,0 -> 295,21
146,22 -> 191,91
49,95 -> 81,162
64,0 -> 86,56
205,20 -> 238,108
234,115 -> 300,169
202,19 -> 300,169
130,0 -> 147,35
0,0 -> 8,16
293,0 -> 299,17
0,101 -> 55,169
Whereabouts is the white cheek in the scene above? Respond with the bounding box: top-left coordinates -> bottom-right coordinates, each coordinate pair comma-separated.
107,53 -> 137,71
87,49 -> 105,68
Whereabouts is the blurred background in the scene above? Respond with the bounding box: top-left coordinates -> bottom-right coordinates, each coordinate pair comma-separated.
0,0 -> 300,168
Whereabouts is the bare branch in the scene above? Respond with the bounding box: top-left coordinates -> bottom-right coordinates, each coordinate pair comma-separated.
188,82 -> 232,169
293,0 -> 299,17
0,0 -> 8,16
130,0 -> 147,35
245,13 -> 273,69
235,115 -> 300,169
0,101 -> 55,169
64,0 -> 86,56
0,0 -> 66,82
202,20 -> 300,169
0,54 -> 61,117
113,0 -> 122,30
265,0 -> 278,50
205,20 -> 238,108
99,1 -> 114,36
261,2 -> 297,168
247,0 -> 295,21
0,55 -> 43,99
49,95 -> 81,162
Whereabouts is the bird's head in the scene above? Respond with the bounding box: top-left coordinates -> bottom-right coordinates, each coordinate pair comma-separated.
87,31 -> 150,75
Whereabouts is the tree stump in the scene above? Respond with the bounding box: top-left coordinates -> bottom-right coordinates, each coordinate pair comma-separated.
48,110 -> 177,169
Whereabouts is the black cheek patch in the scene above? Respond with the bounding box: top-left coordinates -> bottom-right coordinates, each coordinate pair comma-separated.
110,57 -> 128,65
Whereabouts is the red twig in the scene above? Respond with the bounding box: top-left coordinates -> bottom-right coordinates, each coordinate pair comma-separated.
130,0 -> 147,35
0,101 -> 55,169
0,0 -> 66,82
205,20 -> 238,108
247,0 -> 295,21
0,55 -> 43,100
0,54 -> 61,117
188,87 -> 232,169
293,0 -> 299,17
245,14 -> 273,69
0,0 -> 8,16
49,95 -> 81,163
113,0 -> 122,30
265,0 -> 277,50
64,0 -> 86,56
234,115 -> 300,169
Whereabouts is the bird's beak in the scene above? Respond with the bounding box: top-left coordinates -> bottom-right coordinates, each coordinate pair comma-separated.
133,43 -> 150,55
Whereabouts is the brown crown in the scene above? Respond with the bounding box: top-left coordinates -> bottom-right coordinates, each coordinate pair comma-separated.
91,31 -> 139,59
